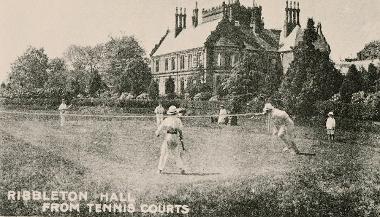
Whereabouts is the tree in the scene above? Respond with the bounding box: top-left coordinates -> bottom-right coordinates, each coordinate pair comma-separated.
185,65 -> 212,98
44,58 -> 69,98
89,70 -> 104,97
279,18 -> 342,116
8,47 -> 49,93
165,76 -> 175,99
64,44 -> 105,96
148,79 -> 159,100
103,36 -> 151,95
363,63 -> 379,92
340,64 -> 363,103
222,51 -> 282,98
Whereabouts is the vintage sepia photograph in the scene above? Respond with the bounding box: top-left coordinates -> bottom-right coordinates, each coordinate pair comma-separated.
0,0 -> 380,216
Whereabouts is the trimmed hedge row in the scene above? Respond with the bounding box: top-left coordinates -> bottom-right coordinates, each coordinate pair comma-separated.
315,100 -> 380,121
2,98 -> 227,115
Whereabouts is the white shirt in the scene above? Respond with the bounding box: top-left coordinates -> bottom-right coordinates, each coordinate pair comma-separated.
154,105 -> 165,116
218,108 -> 228,122
326,117 -> 336,129
155,116 -> 183,136
58,103 -> 67,115
269,108 -> 294,127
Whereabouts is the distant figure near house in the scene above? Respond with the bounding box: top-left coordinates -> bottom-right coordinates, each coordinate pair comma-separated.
218,105 -> 229,125
326,112 -> 336,141
58,99 -> 71,127
154,102 -> 165,127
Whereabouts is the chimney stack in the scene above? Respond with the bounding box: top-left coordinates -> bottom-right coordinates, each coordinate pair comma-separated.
296,2 -> 300,26
183,8 -> 187,29
222,2 -> 227,19
179,8 -> 183,29
175,7 -> 183,37
192,2 -> 199,27
229,5 -> 233,22
292,2 -> 296,25
284,1 -> 300,37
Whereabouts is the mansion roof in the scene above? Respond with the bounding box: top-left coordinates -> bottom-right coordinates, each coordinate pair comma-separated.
151,1 -> 329,57
153,19 -> 220,56
152,18 -> 282,57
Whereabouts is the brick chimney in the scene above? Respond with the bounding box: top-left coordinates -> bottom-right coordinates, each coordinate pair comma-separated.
284,1 -> 300,37
175,7 -> 179,36
192,2 -> 199,27
183,8 -> 187,29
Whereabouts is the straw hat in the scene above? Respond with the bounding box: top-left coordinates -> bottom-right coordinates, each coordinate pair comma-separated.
167,105 -> 177,115
328,112 -> 334,116
263,103 -> 274,112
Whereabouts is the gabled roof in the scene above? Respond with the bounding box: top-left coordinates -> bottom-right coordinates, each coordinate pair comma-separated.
205,19 -> 280,52
278,25 -> 330,53
278,25 -> 302,52
241,29 -> 281,51
152,19 -> 221,56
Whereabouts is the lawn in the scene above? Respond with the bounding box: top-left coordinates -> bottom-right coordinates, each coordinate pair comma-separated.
0,111 -> 379,216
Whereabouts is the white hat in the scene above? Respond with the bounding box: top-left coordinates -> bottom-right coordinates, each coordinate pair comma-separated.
167,105 -> 177,115
263,103 -> 274,112
328,112 -> 334,116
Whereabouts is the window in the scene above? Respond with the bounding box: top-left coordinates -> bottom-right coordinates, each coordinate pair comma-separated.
155,59 -> 159,72
197,52 -> 202,67
194,52 -> 202,67
217,53 -> 222,66
225,54 -> 231,68
165,58 -> 169,71
171,57 -> 176,70
180,55 -> 185,70
188,54 -> 192,69
231,54 -> 236,66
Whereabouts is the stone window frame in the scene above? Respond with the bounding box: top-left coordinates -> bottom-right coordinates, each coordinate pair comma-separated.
165,58 -> 169,71
180,55 -> 185,70
188,54 -> 193,69
171,57 -> 176,71
155,59 -> 160,72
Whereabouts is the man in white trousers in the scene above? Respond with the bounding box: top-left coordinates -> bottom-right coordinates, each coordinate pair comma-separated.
218,104 -> 228,125
154,102 -> 165,127
155,105 -> 185,175
252,103 -> 301,155
58,99 -> 71,127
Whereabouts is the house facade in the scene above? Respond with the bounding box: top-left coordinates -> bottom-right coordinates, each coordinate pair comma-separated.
150,0 -> 329,96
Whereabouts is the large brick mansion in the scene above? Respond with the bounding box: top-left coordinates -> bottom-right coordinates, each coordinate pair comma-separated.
150,0 -> 330,96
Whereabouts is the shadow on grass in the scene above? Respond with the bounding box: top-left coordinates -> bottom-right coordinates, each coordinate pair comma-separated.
0,131 -> 87,216
162,172 -> 221,176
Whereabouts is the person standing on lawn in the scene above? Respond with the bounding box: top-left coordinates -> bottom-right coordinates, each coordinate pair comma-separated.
58,99 -> 71,127
154,102 -> 165,127
251,103 -> 301,155
326,112 -> 336,141
155,105 -> 185,175
218,105 -> 228,125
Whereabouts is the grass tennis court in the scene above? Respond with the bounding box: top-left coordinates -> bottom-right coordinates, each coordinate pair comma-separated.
1,110 -> 380,216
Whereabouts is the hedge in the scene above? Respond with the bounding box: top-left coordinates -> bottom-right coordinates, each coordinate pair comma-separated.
315,100 -> 380,121
2,97 -> 228,115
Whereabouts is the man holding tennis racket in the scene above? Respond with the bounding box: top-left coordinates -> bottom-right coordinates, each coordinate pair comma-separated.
155,105 -> 185,175
58,99 -> 71,127
252,103 -> 301,155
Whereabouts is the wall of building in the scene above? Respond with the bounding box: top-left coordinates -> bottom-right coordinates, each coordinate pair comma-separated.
280,51 -> 294,74
151,47 -> 206,96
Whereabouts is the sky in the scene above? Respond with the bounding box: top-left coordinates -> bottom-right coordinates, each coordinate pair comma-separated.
0,0 -> 379,82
